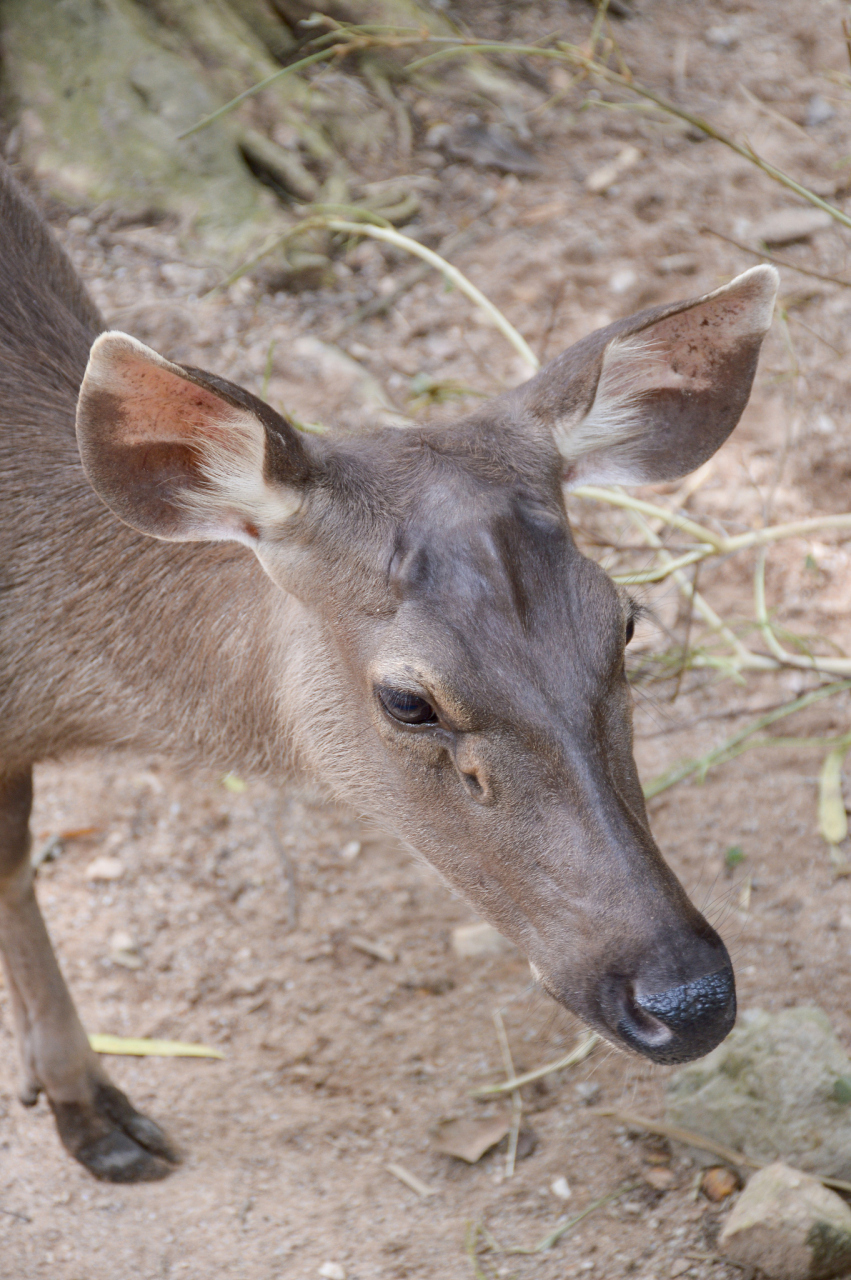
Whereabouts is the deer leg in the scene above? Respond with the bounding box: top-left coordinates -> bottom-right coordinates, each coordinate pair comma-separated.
0,769 -> 179,1181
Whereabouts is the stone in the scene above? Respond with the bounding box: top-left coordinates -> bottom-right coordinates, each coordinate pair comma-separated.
451,922 -> 513,959
644,1166 -> 676,1192
705,24 -> 740,48
318,1265 -> 347,1280
84,856 -> 124,882
109,930 -> 142,970
656,253 -> 698,275
719,1162 -> 851,1280
585,145 -> 641,195
806,95 -> 835,128
551,1176 -> 572,1200
755,208 -> 833,246
666,1007 -> 851,1181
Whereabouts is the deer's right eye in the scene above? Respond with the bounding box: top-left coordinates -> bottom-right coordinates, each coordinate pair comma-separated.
377,687 -> 438,726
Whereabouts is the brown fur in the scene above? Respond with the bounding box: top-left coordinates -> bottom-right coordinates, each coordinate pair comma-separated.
0,159 -> 777,1181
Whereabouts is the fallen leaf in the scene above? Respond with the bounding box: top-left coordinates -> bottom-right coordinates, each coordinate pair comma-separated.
701,1166 -> 739,1202
89,1034 -> 224,1059
435,1116 -> 511,1163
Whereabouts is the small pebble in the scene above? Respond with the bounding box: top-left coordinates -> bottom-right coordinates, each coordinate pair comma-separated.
575,1081 -> 601,1105
451,921 -> 512,959
755,207 -> 832,246
339,840 -> 361,861
609,267 -> 637,294
551,1175 -> 572,1200
806,94 -> 834,128
85,856 -> 124,882
701,1166 -> 739,1201
705,24 -> 739,49
644,1166 -> 676,1192
656,253 -> 698,276
109,930 -> 142,970
318,1265 -> 346,1280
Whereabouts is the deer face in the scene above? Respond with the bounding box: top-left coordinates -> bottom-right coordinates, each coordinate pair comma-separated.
76,267 -> 777,1062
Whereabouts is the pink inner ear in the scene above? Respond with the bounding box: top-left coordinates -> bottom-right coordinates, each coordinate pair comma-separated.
640,286 -> 766,388
108,350 -> 242,450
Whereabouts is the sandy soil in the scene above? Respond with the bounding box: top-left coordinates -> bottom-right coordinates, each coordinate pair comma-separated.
4,1 -> 851,1277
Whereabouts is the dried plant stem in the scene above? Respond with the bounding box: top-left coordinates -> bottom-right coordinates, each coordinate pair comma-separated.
492,1010 -> 522,1177
642,681 -> 851,799
472,1029 -> 598,1097
324,220 -> 539,373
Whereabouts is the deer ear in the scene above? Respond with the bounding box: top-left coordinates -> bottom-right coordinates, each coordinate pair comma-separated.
521,265 -> 778,487
76,333 -> 313,544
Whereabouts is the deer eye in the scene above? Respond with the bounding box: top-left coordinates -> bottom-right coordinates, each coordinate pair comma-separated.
625,614 -> 635,645
377,687 -> 438,725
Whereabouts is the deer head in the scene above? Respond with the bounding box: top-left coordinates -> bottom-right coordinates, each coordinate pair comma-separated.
76,265 -> 777,1063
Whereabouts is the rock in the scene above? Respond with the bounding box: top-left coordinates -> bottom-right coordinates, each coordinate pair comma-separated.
656,253 -> 698,275
109,929 -> 142,970
551,1175 -> 572,1200
318,1265 -> 346,1280
441,121 -> 540,175
644,1166 -> 676,1192
84,856 -> 124,882
451,921 -> 513,959
701,1166 -> 739,1202
349,935 -> 396,964
338,840 -> 361,862
575,1080 -> 602,1106
705,24 -> 740,49
434,1116 -> 510,1163
806,95 -> 834,128
585,145 -> 641,195
755,208 -> 833,246
719,1162 -> 851,1279
667,1007 -> 851,1181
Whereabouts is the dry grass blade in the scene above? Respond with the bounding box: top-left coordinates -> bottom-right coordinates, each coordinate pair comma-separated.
642,683 -> 851,799
701,226 -> 851,289
492,1009 -> 522,1178
89,1034 -> 224,1059
818,743 -> 851,845
472,1029 -> 598,1096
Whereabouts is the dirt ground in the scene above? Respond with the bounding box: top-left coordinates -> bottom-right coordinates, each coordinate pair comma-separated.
5,0 -> 851,1276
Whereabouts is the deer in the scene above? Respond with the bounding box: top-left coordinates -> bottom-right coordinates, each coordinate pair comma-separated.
0,159 -> 778,1182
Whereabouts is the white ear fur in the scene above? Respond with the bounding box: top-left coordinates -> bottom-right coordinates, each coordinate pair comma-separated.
556,265 -> 778,487
79,332 -> 301,544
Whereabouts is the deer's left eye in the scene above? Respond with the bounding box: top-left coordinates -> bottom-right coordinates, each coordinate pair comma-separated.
625,614 -> 635,645
377,687 -> 438,725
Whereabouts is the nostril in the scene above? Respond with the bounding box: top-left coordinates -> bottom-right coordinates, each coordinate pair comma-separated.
613,966 -> 736,1064
636,967 -> 736,1039
462,771 -> 483,797
618,982 -> 674,1050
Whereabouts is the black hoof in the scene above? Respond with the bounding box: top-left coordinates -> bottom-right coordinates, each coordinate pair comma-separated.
50,1080 -> 181,1182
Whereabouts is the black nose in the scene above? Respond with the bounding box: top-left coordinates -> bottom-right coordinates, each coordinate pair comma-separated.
614,966 -> 736,1064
